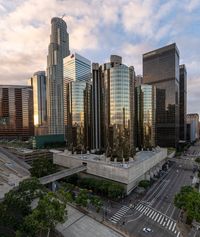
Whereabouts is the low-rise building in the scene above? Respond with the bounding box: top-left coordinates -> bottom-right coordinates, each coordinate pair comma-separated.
53,148 -> 167,194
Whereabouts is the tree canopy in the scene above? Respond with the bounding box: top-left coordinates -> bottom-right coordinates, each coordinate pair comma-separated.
174,186 -> 200,223
30,157 -> 58,178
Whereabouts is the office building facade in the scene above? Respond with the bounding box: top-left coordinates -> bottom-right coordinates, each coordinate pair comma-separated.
143,43 -> 180,147
29,71 -> 47,135
0,85 -> 34,140
63,53 -> 91,150
136,85 -> 156,149
92,63 -> 104,151
46,17 -> 70,135
179,65 -> 187,141
101,55 -> 135,159
186,113 -> 199,142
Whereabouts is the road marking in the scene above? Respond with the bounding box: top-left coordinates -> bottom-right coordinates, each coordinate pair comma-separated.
157,214 -> 162,223
149,210 -> 155,218
169,221 -> 174,230
172,223 -> 176,232
146,209 -> 152,216
151,211 -> 157,220
144,207 -> 149,214
177,231 -> 180,237
109,205 -> 130,224
159,216 -> 165,224
140,206 -> 146,212
166,219 -> 171,227
154,213 -> 160,221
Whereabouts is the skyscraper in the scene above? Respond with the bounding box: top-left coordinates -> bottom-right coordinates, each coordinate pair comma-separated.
63,53 -> 91,150
101,55 -> 135,159
136,85 -> 156,149
0,85 -> 34,140
143,43 -> 180,147
46,17 -> 70,135
92,63 -> 104,151
29,71 -> 47,135
179,64 -> 187,141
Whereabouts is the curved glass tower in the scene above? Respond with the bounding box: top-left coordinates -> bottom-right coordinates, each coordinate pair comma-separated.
102,55 -> 135,159
46,17 -> 70,134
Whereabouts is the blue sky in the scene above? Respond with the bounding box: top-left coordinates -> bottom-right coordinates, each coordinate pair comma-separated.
0,0 -> 200,114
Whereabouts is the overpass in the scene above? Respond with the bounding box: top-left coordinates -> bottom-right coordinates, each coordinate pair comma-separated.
39,165 -> 87,185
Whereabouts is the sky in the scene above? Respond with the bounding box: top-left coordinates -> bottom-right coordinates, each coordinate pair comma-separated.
0,0 -> 200,114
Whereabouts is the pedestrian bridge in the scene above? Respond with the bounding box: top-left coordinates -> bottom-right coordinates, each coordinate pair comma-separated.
39,165 -> 87,185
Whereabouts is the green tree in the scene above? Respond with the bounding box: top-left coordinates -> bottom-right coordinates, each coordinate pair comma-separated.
138,180 -> 151,189
76,189 -> 89,207
18,192 -> 67,237
90,196 -> 103,212
30,157 -> 58,178
174,186 -> 200,223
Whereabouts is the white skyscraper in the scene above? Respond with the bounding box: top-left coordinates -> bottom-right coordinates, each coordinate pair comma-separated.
46,17 -> 70,134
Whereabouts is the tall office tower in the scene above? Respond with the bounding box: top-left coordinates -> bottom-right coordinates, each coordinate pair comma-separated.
92,63 -> 104,151
135,75 -> 143,87
63,53 -> 91,150
29,71 -> 47,135
46,17 -> 70,135
0,85 -> 34,140
143,43 -> 180,147
102,55 -> 135,159
179,65 -> 187,141
136,85 -> 156,149
186,113 -> 199,142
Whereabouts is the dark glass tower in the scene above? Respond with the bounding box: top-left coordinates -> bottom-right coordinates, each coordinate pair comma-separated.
46,17 -> 70,135
92,63 -> 104,151
179,64 -> 187,141
143,43 -> 180,147
136,85 -> 156,149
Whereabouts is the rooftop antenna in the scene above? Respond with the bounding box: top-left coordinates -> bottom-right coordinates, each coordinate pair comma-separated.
61,14 -> 66,19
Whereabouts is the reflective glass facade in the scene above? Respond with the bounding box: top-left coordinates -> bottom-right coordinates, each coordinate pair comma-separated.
29,71 -> 47,135
136,85 -> 156,148
63,53 -> 91,150
0,85 -> 34,140
143,43 -> 180,147
102,55 -> 135,159
179,65 -> 187,141
46,17 -> 70,135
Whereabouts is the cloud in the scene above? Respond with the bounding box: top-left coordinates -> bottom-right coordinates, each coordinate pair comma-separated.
0,0 -> 199,115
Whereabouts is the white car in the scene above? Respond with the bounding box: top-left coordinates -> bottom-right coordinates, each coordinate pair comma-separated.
143,227 -> 152,233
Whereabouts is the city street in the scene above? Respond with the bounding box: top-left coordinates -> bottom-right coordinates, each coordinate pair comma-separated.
107,162 -> 195,237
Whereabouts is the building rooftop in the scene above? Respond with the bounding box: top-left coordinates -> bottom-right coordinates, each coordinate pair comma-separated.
59,147 -> 164,169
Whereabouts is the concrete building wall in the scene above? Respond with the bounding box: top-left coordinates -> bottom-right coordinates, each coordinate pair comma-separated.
53,148 -> 167,194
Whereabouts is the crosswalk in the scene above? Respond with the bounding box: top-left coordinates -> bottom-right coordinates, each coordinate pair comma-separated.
109,205 -> 130,224
135,203 -> 180,236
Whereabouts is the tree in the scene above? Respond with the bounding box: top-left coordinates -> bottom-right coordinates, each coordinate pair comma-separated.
90,196 -> 103,212
30,157 -> 58,178
0,178 -> 45,235
75,189 -> 89,207
18,192 -> 67,237
174,186 -> 200,223
195,157 -> 200,163
138,180 -> 151,189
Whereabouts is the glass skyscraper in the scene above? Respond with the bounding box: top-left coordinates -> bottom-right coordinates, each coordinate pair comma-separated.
101,55 -> 135,159
179,64 -> 187,141
29,71 -> 47,135
0,85 -> 34,140
143,43 -> 180,148
136,85 -> 156,149
63,53 -> 91,150
46,17 -> 70,135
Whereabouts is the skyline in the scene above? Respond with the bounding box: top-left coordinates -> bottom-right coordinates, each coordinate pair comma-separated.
0,0 -> 200,114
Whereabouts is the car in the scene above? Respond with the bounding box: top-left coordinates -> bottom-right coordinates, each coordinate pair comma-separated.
143,227 -> 152,233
